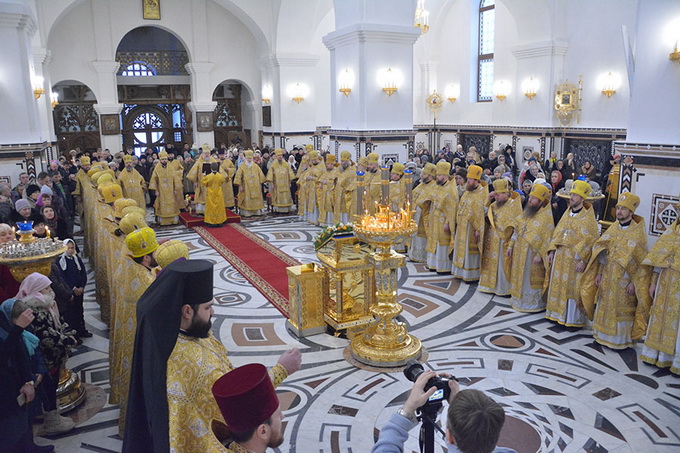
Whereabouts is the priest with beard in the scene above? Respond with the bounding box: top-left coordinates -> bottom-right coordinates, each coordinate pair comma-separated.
506,183 -> 555,312
123,260 -> 301,453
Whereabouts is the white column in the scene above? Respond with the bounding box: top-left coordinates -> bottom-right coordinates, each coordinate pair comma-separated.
272,54 -> 320,132
91,61 -> 123,151
33,47 -> 56,143
186,62 -> 216,147
0,1 -> 40,145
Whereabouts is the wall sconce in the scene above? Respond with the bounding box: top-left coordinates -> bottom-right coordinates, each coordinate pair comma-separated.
521,77 -> 539,100
381,68 -> 398,96
598,71 -> 621,97
290,83 -> 308,103
338,68 -> 353,96
670,42 -> 680,63
262,84 -> 272,104
493,80 -> 510,101
414,0 -> 430,34
50,92 -> 59,109
33,76 -> 45,99
444,84 -> 460,102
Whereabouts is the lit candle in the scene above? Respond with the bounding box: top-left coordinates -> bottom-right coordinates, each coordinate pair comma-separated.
46,227 -> 50,239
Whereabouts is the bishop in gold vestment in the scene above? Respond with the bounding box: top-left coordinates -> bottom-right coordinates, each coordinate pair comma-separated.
188,145 -> 219,214
452,165 -> 489,281
219,154 -> 236,208
301,151 -> 324,224
640,215 -> 680,374
318,154 -> 338,225
234,150 -> 266,216
409,163 -> 436,263
479,179 -> 522,296
149,151 -> 182,225
581,192 -> 652,349
423,161 -> 458,273
333,150 -> 357,224
201,166 -> 227,226
545,181 -> 599,327
507,184 -> 554,312
266,148 -> 296,213
364,152 -> 382,215
117,155 -> 147,210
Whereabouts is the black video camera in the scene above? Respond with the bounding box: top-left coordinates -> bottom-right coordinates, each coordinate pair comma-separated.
403,359 -> 453,407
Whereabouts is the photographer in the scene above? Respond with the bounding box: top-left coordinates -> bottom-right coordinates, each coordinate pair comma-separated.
372,370 -> 515,453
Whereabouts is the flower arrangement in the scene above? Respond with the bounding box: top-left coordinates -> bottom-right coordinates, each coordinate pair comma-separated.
313,222 -> 354,250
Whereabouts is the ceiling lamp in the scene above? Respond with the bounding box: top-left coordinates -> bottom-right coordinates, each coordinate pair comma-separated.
414,0 -> 430,34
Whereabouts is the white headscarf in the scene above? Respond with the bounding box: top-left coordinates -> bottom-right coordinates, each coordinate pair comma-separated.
59,238 -> 81,272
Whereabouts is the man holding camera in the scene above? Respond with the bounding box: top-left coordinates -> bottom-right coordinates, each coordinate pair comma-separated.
372,370 -> 515,453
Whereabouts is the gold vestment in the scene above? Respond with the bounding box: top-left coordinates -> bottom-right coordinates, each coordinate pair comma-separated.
201,172 -> 227,225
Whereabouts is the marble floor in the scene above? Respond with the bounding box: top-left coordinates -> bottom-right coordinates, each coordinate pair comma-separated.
41,216 -> 680,452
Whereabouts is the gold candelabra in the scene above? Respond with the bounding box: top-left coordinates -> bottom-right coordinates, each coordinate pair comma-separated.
349,169 -> 422,366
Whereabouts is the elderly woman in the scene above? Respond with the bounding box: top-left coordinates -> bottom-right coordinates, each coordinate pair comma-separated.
15,273 -> 76,435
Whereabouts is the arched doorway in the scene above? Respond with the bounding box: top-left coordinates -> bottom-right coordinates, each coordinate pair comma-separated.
52,81 -> 100,154
116,26 -> 192,151
212,81 -> 252,148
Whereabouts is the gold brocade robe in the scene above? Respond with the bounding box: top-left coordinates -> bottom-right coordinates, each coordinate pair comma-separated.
581,216 -> 653,340
641,220 -> 680,358
188,156 -> 219,205
234,162 -> 266,211
318,167 -> 338,222
117,168 -> 147,209
479,193 -> 522,293
506,204 -> 555,300
109,260 -> 155,436
92,202 -> 114,324
201,172 -> 227,225
364,170 -> 382,214
452,183 -> 489,267
167,333 -> 288,453
303,163 -> 324,217
219,159 -> 236,207
296,165 -> 310,214
422,180 -> 458,254
149,163 -> 182,224
266,161 -> 296,208
409,180 -> 435,261
334,165 -> 357,222
167,159 -> 185,209
545,204 -> 599,323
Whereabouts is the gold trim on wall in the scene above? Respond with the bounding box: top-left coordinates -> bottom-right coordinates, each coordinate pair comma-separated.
143,0 -> 161,20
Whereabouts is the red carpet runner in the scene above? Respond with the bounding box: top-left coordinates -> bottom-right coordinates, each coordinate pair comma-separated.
193,224 -> 298,317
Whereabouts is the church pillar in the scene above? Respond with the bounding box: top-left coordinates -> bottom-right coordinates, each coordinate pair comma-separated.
323,0 -> 420,162
186,62 -> 216,148
33,48 -> 56,144
0,1 -> 40,145
91,61 -> 123,152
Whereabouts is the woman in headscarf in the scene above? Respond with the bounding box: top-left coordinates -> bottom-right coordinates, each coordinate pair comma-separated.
40,205 -> 68,240
0,298 -> 55,452
15,273 -> 77,435
550,170 -> 567,225
57,239 -> 89,338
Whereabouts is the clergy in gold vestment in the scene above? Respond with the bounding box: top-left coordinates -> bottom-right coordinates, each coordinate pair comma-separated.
166,150 -> 185,212
149,151 -> 182,225
452,165 -> 489,281
266,148 -> 296,213
333,150 -> 357,224
318,154 -> 338,225
110,228 -> 157,436
201,163 -> 227,226
423,161 -> 458,273
188,145 -> 219,214
117,155 -> 147,210
296,155 -> 311,217
219,152 -> 236,208
234,150 -> 266,216
364,152 -> 382,214
581,192 -> 653,350
123,260 -> 302,453
388,163 -> 409,253
301,151 -> 324,224
507,184 -> 554,312
545,180 -> 599,327
479,179 -> 522,296
409,163 -> 436,263
640,211 -> 680,375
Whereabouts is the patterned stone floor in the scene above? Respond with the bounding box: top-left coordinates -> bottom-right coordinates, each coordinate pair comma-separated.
40,216 -> 680,452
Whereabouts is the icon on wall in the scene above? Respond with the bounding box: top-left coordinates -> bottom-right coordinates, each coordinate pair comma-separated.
143,0 -> 161,20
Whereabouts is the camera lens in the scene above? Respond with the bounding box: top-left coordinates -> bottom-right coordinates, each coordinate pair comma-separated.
403,359 -> 424,382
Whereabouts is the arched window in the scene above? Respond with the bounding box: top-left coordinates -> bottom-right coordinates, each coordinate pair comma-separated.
477,0 -> 495,102
121,61 -> 156,77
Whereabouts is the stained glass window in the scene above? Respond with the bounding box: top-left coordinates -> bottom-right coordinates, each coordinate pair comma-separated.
478,0 -> 495,102
121,62 -> 156,77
